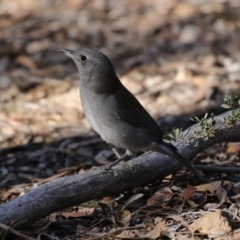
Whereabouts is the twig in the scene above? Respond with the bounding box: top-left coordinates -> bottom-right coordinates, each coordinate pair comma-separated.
0,110 -> 239,226
0,223 -> 36,240
111,147 -> 121,158
180,211 -> 215,217
80,217 -> 108,236
194,165 -> 240,173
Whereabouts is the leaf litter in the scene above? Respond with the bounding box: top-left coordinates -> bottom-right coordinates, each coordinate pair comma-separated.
0,0 -> 240,239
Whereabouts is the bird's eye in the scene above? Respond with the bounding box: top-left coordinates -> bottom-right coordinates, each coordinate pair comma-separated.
80,55 -> 87,61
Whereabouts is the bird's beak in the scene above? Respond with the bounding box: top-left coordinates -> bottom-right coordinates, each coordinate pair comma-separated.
60,49 -> 75,58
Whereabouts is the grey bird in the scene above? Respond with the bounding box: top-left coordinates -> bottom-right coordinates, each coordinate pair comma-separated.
61,48 -> 199,176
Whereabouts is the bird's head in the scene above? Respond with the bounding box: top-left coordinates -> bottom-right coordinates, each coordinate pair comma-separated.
61,48 -> 116,77
61,48 -> 120,93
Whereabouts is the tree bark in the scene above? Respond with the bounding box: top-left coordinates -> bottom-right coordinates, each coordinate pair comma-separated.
0,110 -> 239,225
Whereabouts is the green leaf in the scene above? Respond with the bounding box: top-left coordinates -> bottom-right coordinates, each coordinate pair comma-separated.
195,116 -> 200,121
221,104 -> 230,109
175,128 -> 180,136
163,139 -> 170,143
121,193 -> 144,211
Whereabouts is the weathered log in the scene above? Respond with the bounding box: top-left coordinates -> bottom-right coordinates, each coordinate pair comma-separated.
0,110 -> 239,225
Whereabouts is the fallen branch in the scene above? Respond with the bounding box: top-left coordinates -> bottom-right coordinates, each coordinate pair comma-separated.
194,165 -> 240,173
0,110 -> 239,226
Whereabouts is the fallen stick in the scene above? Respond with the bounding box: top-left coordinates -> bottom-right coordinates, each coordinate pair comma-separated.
0,110 -> 239,225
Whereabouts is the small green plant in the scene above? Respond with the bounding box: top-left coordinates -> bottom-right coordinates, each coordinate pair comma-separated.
163,127 -> 183,143
221,93 -> 240,128
222,93 -> 240,109
164,93 -> 240,147
190,113 -> 216,141
222,109 -> 240,128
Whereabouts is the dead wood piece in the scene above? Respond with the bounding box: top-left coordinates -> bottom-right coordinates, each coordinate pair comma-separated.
194,165 -> 240,173
0,110 -> 239,226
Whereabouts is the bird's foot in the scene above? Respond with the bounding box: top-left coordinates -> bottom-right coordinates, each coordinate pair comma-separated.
119,161 -> 136,172
105,153 -> 129,170
90,165 -> 119,177
90,165 -> 107,172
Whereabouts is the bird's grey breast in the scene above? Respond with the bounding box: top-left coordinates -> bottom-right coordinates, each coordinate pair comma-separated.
79,86 -> 117,144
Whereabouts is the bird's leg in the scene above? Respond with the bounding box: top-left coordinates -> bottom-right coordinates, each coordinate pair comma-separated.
106,149 -> 134,170
111,147 -> 121,158
105,153 -> 128,170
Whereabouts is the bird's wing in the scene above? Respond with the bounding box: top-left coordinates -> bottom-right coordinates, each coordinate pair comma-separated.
113,85 -> 164,140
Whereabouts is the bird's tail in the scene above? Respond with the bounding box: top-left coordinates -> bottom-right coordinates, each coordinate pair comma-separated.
156,142 -> 199,177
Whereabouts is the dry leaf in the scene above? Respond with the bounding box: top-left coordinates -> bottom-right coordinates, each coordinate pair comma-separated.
143,221 -> 165,239
120,210 -> 131,224
231,193 -> 240,207
147,187 -> 173,206
61,207 -> 94,218
196,181 -> 222,195
115,229 -> 139,239
166,215 -> 189,228
196,181 -> 229,209
121,193 -> 144,210
226,143 -> 240,153
189,211 -> 231,238
102,196 -> 114,203
116,221 -> 165,239
173,3 -> 196,20
15,55 -> 37,70
183,185 -> 196,200
232,229 -> 240,240
186,199 -> 199,208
